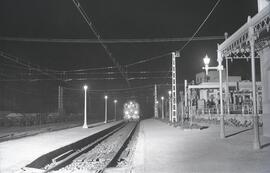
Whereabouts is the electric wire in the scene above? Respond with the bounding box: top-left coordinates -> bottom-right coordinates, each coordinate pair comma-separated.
160,0 -> 222,86
0,36 -> 224,44
0,76 -> 171,82
0,0 -> 222,86
72,0 -> 130,87
0,50 -> 63,81
178,0 -> 222,52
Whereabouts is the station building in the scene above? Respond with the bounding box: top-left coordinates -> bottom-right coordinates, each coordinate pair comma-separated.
189,70 -> 262,115
217,0 -> 270,136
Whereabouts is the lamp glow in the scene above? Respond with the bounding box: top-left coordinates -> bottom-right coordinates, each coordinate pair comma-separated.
203,54 -> 210,66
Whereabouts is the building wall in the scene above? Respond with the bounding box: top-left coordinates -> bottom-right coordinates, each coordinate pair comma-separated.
195,70 -> 241,84
260,47 -> 270,137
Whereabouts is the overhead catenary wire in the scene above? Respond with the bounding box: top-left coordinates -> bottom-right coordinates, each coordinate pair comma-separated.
62,83 -> 171,92
0,49 -> 172,83
0,35 -> 224,44
0,35 -> 224,74
0,35 -> 224,72
0,50 -> 69,84
72,0 -> 130,87
178,0 -> 222,52
0,76 -> 171,82
160,0 -> 222,86
0,0 -> 222,87
19,70 -> 171,75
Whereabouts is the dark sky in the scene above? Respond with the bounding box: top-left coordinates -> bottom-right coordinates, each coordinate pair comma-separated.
0,0 -> 258,89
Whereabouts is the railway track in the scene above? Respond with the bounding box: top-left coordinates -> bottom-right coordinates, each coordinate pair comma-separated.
21,121 -> 138,173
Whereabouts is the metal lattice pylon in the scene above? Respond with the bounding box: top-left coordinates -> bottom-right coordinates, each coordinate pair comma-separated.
154,84 -> 158,118
172,52 -> 180,122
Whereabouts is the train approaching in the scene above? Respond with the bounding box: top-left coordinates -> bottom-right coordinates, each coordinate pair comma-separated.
123,100 -> 140,120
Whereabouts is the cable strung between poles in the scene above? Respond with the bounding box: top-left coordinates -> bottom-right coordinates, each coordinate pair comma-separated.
72,0 -> 130,87
0,36 -> 224,44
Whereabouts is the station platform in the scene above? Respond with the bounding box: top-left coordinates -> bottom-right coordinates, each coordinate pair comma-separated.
0,121 -> 81,142
133,119 -> 270,173
0,121 -> 121,173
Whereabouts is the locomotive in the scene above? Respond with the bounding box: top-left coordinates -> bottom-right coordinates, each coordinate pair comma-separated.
123,100 -> 140,120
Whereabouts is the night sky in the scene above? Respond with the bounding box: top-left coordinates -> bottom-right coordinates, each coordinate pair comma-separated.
0,0 -> 259,89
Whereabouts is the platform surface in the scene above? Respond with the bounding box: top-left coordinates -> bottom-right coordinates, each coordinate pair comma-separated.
0,121 -> 81,142
133,119 -> 270,173
0,121 -> 121,173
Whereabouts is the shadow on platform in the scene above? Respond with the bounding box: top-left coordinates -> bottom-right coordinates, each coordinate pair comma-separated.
262,142 -> 270,149
226,128 -> 252,138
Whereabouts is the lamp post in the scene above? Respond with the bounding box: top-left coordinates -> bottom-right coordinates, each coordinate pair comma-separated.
203,54 -> 225,139
104,95 -> 108,123
161,96 -> 164,119
83,85 -> 88,128
168,90 -> 172,122
114,99 -> 117,121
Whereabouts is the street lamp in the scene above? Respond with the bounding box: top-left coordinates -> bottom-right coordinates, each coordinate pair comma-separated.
168,90 -> 172,122
83,85 -> 88,128
161,96 -> 164,119
203,54 -> 210,75
202,54 -> 225,139
114,99 -> 118,121
104,95 -> 108,123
